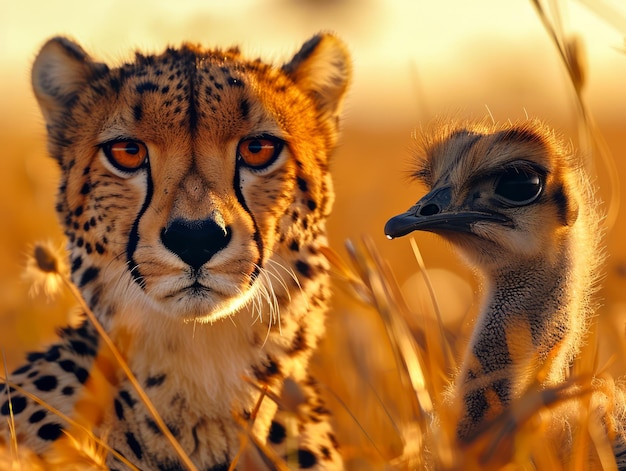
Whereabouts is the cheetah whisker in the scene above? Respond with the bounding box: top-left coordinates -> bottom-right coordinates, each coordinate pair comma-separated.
264,260 -> 293,301
259,264 -> 290,332
267,257 -> 309,310
253,264 -> 282,329
249,267 -> 282,344
244,285 -> 263,326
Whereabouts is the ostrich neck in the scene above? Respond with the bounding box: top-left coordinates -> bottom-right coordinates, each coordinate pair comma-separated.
487,259 -> 571,368
463,243 -> 581,394
454,247 -> 584,441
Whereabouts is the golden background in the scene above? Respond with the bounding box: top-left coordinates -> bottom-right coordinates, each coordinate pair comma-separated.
1,0 -> 626,465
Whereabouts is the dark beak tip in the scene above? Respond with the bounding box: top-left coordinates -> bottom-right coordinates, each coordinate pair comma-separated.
384,213 -> 415,239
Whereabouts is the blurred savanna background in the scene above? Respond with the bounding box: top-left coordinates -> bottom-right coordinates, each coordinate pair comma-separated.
2,0 -> 626,468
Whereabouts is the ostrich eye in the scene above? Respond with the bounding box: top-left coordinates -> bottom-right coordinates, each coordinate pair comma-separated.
494,168 -> 543,205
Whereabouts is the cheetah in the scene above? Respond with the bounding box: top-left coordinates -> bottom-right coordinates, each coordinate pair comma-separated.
0,33 -> 350,469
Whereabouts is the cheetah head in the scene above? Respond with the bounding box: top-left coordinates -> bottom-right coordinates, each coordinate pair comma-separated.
31,35 -> 350,324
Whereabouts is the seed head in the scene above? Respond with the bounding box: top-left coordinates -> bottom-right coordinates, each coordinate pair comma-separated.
23,241 -> 66,299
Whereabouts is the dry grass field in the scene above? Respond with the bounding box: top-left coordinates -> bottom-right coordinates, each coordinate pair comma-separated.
1,0 -> 626,469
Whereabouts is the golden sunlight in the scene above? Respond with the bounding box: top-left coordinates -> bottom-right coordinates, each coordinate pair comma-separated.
2,1 -> 626,469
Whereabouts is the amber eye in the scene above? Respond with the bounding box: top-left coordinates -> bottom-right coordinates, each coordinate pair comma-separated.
237,136 -> 283,169
103,140 -> 148,172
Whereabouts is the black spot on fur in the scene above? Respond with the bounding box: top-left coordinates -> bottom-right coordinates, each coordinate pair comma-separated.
228,76 -> 244,87
114,398 -> 124,420
38,422 -> 63,441
76,322 -> 98,343
311,405 -> 330,418
80,182 -> 91,195
298,449 -> 318,468
12,364 -> 31,375
34,375 -> 58,392
145,417 -> 160,434
328,432 -> 340,450
268,420 -> 286,444
70,339 -> 95,356
253,358 -> 280,383
136,82 -> 159,94
295,260 -> 312,278
289,240 -> 300,252
1,396 -> 26,415
307,199 -> 317,210
289,326 -> 308,355
45,346 -> 61,361
62,386 -> 74,396
71,255 -> 83,273
79,266 -> 100,287
145,374 -> 167,388
239,99 -> 249,119
61,361 -> 83,379
133,103 -> 143,121
27,352 -> 45,362
110,77 -> 121,93
29,410 -> 47,423
297,176 -> 308,192
166,422 -> 180,437
126,431 -> 143,459
58,359 -> 89,384
120,390 -> 137,408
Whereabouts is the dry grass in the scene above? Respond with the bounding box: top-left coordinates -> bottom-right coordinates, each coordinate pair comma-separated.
320,238 -> 622,470
6,238 -> 619,470
2,0 -> 626,469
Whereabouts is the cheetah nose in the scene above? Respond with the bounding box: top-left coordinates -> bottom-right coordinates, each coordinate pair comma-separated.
160,217 -> 232,270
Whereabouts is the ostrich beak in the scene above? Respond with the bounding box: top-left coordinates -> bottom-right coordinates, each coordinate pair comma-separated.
384,186 -> 510,239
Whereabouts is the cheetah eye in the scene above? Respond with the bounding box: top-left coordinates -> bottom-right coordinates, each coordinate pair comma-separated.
237,136 -> 283,170
102,140 -> 148,173
494,167 -> 543,206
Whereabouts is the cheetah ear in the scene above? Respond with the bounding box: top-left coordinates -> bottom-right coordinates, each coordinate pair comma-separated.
32,37 -> 108,126
283,33 -> 351,123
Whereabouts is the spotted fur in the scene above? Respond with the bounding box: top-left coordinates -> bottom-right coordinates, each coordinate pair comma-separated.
1,34 -> 350,469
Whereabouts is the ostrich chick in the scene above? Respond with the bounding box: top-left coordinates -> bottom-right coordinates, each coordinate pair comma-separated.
384,119 -> 603,442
